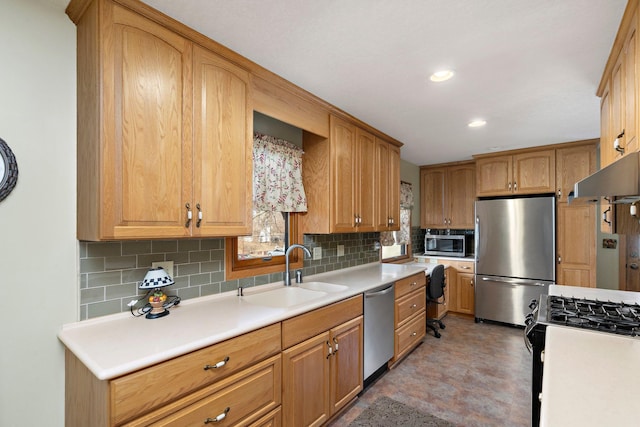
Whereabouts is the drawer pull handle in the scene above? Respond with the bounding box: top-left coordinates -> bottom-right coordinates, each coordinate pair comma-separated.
410,304 -> 417,309
460,266 -> 471,269
204,356 -> 230,370
411,332 -> 417,337
204,407 -> 230,423
410,282 -> 416,287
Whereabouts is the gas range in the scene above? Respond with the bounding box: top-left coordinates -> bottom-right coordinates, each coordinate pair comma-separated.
524,287 -> 640,427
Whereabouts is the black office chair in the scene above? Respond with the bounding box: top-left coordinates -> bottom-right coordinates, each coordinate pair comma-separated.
426,264 -> 446,338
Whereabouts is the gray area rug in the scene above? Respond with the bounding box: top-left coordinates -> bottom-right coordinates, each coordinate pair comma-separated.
348,396 -> 456,427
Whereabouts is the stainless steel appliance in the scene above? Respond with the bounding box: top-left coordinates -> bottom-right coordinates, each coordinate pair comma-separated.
424,233 -> 473,258
525,289 -> 640,426
363,282 -> 395,382
475,196 -> 555,326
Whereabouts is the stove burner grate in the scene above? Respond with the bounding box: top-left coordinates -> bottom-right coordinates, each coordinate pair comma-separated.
547,296 -> 640,337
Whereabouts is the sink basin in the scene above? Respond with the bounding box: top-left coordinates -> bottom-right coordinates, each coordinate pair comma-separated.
298,281 -> 349,293
243,287 -> 327,308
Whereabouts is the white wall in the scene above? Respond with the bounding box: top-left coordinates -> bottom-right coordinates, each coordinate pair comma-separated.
0,0 -> 77,425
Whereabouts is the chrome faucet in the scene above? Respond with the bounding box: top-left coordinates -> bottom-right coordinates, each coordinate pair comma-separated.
284,244 -> 311,286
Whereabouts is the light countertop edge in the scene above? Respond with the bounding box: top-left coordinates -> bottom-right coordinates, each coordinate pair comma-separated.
59,262 -> 431,380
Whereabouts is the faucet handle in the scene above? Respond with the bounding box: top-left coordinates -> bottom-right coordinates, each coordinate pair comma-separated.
295,270 -> 303,283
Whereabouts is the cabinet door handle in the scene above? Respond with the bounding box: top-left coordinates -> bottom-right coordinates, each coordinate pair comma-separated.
470,280 -> 474,287
326,340 -> 333,359
508,182 -> 512,191
196,203 -> 202,228
204,356 -> 230,370
514,181 -> 517,191
557,255 -> 562,264
557,188 -> 562,198
333,337 -> 339,353
185,203 -> 192,227
204,407 -> 230,423
603,207 -> 611,225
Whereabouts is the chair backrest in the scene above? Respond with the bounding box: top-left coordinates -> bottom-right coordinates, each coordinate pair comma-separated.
427,264 -> 446,300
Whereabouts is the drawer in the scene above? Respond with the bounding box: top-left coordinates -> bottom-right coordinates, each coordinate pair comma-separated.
282,295 -> 363,349
248,407 -> 281,427
395,272 -> 426,299
112,323 -> 281,426
125,355 -> 281,427
447,260 -> 475,273
395,287 -> 426,327
394,311 -> 426,360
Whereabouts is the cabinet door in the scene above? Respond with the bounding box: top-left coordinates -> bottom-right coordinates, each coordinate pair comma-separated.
388,144 -> 401,230
624,11 -> 638,154
193,46 -> 252,236
600,81 -> 614,168
475,156 -> 512,196
555,144 -> 596,203
611,48 -> 625,163
557,202 -> 596,287
420,167 -> 446,228
376,139 -> 390,230
105,5 -> 193,239
357,128 -> 377,232
282,331 -> 330,427
512,150 -> 555,194
331,116 -> 358,232
447,164 -> 476,229
329,316 -> 363,415
456,273 -> 475,314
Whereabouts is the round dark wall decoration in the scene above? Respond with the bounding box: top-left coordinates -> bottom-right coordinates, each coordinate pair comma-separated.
0,138 -> 18,202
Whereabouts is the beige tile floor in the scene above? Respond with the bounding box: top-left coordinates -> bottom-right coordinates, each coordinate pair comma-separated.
331,314 -> 531,427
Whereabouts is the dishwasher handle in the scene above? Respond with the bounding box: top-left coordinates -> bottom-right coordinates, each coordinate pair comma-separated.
365,284 -> 394,298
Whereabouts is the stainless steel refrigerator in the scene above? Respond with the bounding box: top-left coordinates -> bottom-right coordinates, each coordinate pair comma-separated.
475,196 -> 556,326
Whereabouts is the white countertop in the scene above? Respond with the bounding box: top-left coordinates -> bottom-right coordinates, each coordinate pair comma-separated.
540,326 -> 640,427
59,262 -> 429,380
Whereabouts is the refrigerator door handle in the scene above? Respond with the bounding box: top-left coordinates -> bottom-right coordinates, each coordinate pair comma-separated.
480,276 -> 547,286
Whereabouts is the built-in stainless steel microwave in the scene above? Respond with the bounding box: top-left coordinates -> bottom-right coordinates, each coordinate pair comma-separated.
424,234 -> 473,258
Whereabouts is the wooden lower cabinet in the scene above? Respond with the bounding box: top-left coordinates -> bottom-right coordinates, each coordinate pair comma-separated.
281,296 -> 364,427
390,272 -> 426,365
65,324 -> 282,427
431,260 -> 475,315
455,273 -> 475,315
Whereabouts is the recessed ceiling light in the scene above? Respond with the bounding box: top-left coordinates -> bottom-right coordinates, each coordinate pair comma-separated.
430,70 -> 454,82
468,119 -> 487,128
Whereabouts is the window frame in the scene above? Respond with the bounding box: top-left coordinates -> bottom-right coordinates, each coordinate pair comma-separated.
225,212 -> 304,280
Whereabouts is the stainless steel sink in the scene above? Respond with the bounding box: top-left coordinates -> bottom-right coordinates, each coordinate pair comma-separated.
242,286 -> 327,308
298,281 -> 349,293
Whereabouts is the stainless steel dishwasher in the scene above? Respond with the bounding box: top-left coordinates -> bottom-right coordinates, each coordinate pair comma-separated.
363,282 -> 395,381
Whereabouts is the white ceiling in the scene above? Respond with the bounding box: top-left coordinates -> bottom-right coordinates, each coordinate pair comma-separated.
59,0 -> 629,165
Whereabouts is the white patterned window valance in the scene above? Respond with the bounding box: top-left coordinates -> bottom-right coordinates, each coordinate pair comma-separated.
400,181 -> 414,209
253,132 -> 307,212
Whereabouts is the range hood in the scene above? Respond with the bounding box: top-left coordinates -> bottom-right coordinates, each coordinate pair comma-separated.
573,151 -> 640,204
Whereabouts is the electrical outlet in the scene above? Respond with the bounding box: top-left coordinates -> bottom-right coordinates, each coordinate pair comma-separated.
152,261 -> 174,278
313,247 -> 322,260
337,245 -> 345,257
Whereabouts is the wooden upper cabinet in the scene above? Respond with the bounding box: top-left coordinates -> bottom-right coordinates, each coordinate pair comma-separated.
376,139 -> 400,231
303,115 -> 401,234
74,0 -> 251,240
474,155 -> 513,196
331,117 -> 360,232
193,45 -> 252,236
447,164 -> 476,229
421,162 -> 475,229
78,2 -> 194,240
475,150 -> 555,197
600,5 -> 639,167
555,142 -> 597,203
420,167 -> 446,228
